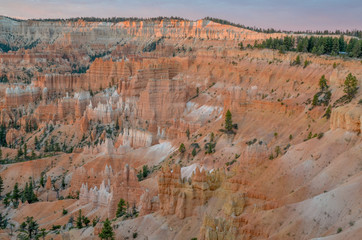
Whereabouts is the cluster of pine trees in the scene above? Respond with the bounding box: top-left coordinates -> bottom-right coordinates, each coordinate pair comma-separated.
204,17 -> 362,37
2,179 -> 38,208
252,35 -> 362,58
29,16 -> 187,23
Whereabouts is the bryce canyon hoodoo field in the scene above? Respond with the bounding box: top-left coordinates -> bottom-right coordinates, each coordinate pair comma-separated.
0,2 -> 361,240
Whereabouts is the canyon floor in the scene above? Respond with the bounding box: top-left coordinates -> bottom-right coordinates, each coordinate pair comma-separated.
0,16 -> 361,240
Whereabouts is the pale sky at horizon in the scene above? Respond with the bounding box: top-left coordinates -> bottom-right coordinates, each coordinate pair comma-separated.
1,0 -> 361,31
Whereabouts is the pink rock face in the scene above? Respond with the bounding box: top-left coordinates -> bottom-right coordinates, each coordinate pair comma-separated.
330,105 -> 362,133
158,165 -> 226,219
45,176 -> 52,190
74,162 -> 143,219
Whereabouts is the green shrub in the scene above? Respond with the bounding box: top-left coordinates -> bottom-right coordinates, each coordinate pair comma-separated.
62,209 -> 68,215
179,143 -> 186,153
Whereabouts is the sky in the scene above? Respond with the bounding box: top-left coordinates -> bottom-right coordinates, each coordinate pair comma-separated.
1,0 -> 361,31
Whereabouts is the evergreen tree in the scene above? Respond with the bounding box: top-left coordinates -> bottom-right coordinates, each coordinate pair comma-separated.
344,73 -> 358,99
40,173 -> 45,188
351,40 -> 361,58
76,209 -> 83,229
31,150 -> 36,159
142,165 -> 150,179
116,198 -> 126,218
82,216 -> 90,227
61,175 -> 66,189
27,180 -> 37,203
317,44 -> 325,55
186,128 -> 190,140
17,148 -> 23,159
210,132 -> 215,142
179,143 -> 186,153
3,193 -> 10,207
0,213 -> 8,229
17,216 -> 40,240
39,228 -> 47,240
12,183 -> 20,204
324,106 -> 332,119
99,218 -> 115,240
238,42 -> 244,50
24,143 -> 27,159
331,38 -> 340,55
115,117 -> 120,131
192,148 -> 197,157
225,110 -> 233,132
339,35 -> 346,52
319,75 -> 329,91
0,176 -> 3,198
0,124 -> 7,147
34,136 -> 39,150
25,121 -> 30,133
295,55 -> 301,65
22,182 -> 29,203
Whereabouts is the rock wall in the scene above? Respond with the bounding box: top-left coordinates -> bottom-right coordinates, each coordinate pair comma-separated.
5,86 -> 41,108
157,165 -> 225,219
330,105 -> 362,133
77,164 -> 143,219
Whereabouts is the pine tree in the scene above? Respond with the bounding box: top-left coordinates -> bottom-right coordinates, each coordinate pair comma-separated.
0,176 -> 3,197
115,117 -> 119,131
210,132 -> 214,142
22,182 -> 29,203
339,35 -> 346,52
0,124 -> 7,147
0,213 -> 8,229
344,73 -> 358,99
25,121 -> 30,133
17,148 -> 23,159
40,173 -> 45,188
27,180 -> 37,203
18,216 -> 40,240
295,55 -> 301,65
225,110 -> 233,132
324,106 -> 332,119
3,193 -> 10,207
142,165 -> 149,179
351,40 -> 361,58
116,198 -> 126,218
12,182 -> 20,203
61,175 -> 66,189
99,218 -> 115,240
179,143 -> 186,153
319,75 -> 328,91
82,216 -> 90,227
192,148 -> 197,157
39,228 -> 47,240
34,136 -> 39,150
76,209 -> 83,229
24,143 -> 27,159
238,42 -> 244,50
331,38 -> 340,55
186,128 -> 190,140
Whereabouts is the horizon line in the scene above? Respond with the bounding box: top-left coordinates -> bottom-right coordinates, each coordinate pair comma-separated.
1,15 -> 361,34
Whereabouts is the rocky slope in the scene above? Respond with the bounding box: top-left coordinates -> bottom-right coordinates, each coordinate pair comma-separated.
0,16 -> 361,240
